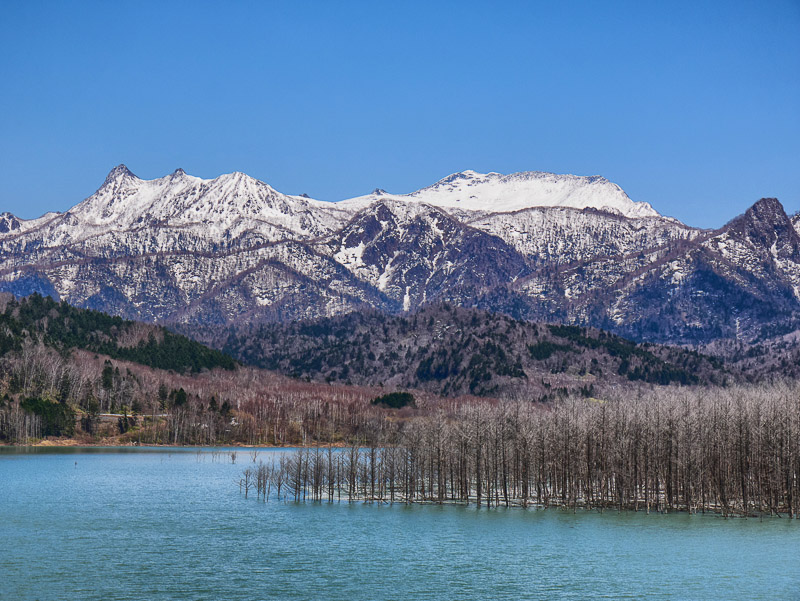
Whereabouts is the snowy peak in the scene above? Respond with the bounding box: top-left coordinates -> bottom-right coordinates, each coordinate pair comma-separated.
210,171 -> 279,200
399,170 -> 660,218
103,164 -> 139,185
8,163 -> 673,248
72,165 -> 664,232
57,166 -> 351,242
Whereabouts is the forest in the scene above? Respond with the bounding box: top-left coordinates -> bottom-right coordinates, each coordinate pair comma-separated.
0,293 -> 235,372
217,304 -> 728,398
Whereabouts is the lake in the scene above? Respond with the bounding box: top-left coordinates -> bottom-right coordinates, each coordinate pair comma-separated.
1,447 -> 798,600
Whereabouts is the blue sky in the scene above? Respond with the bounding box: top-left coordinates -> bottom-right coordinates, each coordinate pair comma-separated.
0,0 -> 797,227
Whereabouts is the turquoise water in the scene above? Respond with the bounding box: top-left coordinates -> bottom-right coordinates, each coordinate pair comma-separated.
1,447 -> 798,600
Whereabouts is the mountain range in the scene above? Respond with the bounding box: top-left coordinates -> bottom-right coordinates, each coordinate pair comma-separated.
1,165 -> 798,345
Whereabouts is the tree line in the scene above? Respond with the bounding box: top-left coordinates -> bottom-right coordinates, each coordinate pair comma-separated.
244,383 -> 800,517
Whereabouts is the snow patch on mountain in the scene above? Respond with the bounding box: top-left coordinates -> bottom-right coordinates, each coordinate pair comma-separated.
338,170 -> 660,219
85,165 -> 357,239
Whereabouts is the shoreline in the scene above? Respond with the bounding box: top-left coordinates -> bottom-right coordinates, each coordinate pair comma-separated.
4,440 -> 796,520
1,437 -> 350,449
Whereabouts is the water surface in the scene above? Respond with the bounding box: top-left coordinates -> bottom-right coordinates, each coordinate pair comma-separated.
1,447 -> 798,600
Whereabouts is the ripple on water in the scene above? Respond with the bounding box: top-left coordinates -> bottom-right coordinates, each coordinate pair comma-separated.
1,447 -> 799,601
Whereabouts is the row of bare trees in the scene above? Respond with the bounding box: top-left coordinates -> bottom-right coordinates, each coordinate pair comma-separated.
1,340 -> 146,413
0,398 -> 42,443
257,384 -> 800,517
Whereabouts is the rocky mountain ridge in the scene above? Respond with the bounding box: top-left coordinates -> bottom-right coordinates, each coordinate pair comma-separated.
1,165 -> 797,345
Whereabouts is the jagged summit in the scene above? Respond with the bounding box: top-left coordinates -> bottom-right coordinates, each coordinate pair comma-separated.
745,197 -> 786,221
724,198 -> 792,235
39,166 -> 350,241
103,164 -> 137,184
718,197 -> 800,262
0,212 -> 21,234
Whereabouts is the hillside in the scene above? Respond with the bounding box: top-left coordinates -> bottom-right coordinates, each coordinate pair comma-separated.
220,304 -> 728,399
0,293 -> 236,373
0,295 -> 387,445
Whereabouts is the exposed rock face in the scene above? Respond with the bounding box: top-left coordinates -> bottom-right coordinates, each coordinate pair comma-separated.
0,165 -> 797,344
0,213 -> 21,234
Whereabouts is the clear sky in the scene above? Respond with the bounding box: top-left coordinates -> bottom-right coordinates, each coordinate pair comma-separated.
0,0 -> 797,227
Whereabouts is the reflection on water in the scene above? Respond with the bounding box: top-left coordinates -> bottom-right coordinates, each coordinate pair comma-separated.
1,447 -> 798,601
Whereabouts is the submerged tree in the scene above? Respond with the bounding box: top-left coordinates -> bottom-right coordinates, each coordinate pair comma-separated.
254,384 -> 800,518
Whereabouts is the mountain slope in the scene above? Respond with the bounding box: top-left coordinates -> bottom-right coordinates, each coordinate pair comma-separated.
466,198 -> 800,344
0,165 -> 796,345
465,206 -> 698,265
222,304 -> 728,398
0,292 -> 235,373
319,199 -> 530,309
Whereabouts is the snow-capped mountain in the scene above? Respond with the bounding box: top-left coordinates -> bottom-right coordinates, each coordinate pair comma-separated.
59,164 -> 351,241
0,164 -> 797,345
341,170 -> 660,218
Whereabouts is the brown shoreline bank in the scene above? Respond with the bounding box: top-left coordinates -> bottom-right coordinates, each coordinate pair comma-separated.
2,437 -> 349,449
